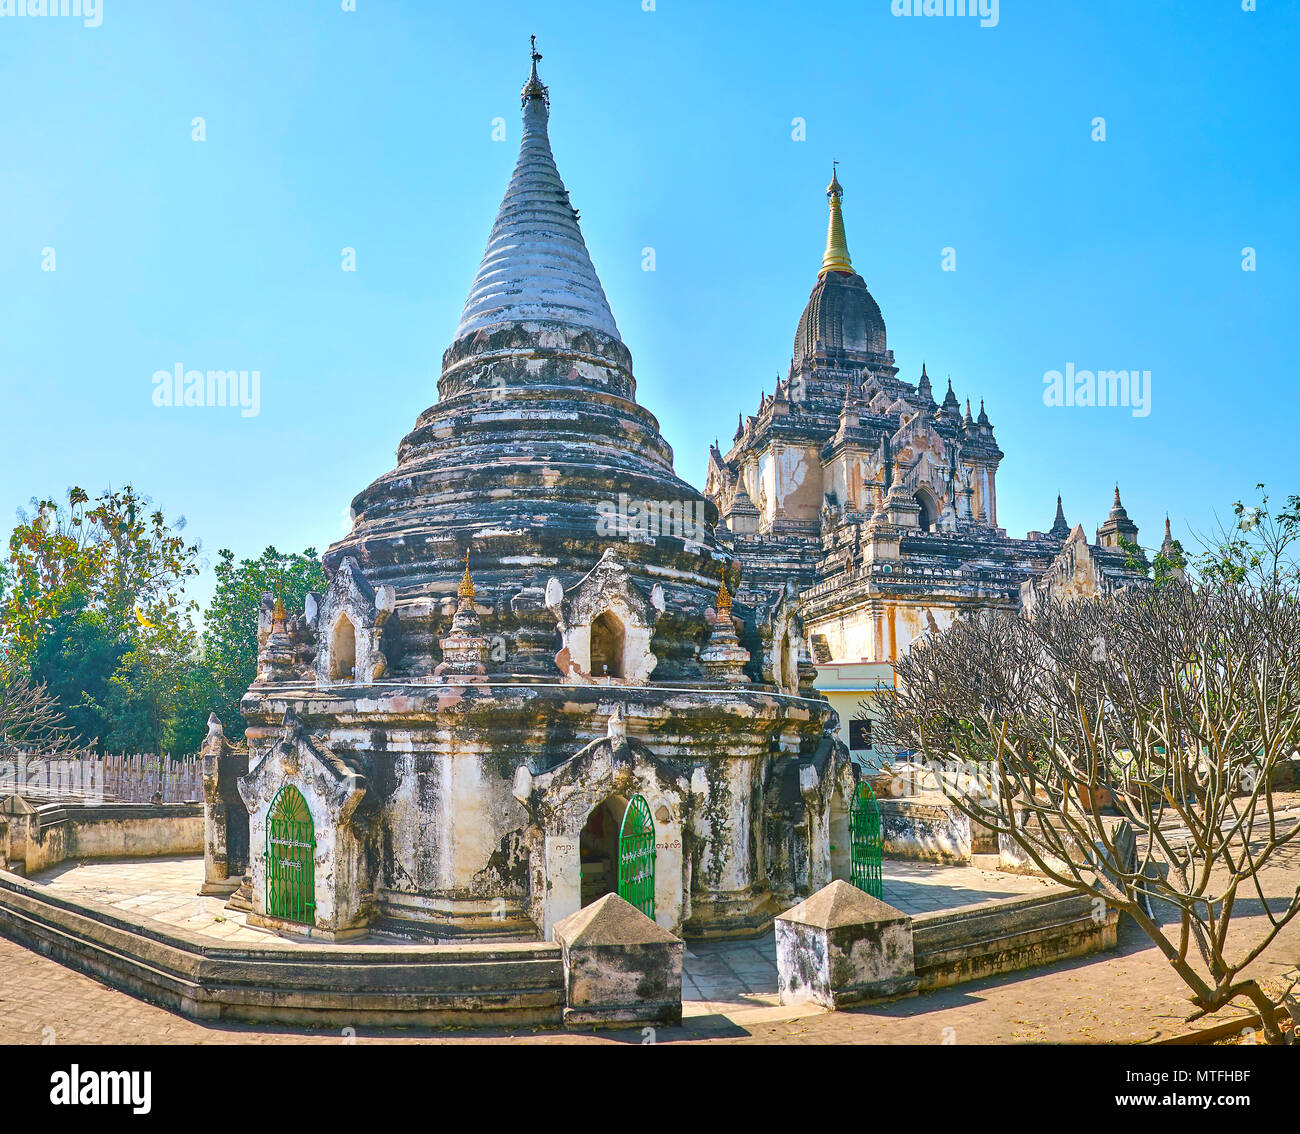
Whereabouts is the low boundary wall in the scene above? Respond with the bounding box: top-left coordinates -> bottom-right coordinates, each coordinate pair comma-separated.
1,803 -> 202,876
913,888 -> 1119,990
0,870 -> 564,1028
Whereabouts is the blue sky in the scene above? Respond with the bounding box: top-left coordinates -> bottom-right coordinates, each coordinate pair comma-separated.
1,0 -> 1296,611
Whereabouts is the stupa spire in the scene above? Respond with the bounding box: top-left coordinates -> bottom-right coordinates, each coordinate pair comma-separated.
455,38 -> 621,344
819,163 -> 854,278
1049,494 -> 1070,538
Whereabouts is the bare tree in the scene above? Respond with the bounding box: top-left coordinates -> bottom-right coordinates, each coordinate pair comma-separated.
878,579 -> 1300,1042
0,662 -> 78,757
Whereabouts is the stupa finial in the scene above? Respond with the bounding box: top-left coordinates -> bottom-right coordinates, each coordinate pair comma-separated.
819,163 -> 854,278
716,572 -> 733,614
272,573 -> 287,629
522,34 -> 548,106
458,551 -> 476,601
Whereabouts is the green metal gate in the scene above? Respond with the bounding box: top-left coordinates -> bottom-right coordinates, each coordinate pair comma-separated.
617,794 -> 656,919
849,781 -> 883,899
265,785 -> 315,925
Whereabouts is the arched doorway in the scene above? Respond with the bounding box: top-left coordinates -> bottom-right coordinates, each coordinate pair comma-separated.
330,615 -> 357,681
265,785 -> 315,925
828,787 -> 850,882
616,794 -> 656,919
590,611 -> 624,679
779,631 -> 799,692
579,795 -> 625,906
849,782 -> 883,899
915,488 -> 938,532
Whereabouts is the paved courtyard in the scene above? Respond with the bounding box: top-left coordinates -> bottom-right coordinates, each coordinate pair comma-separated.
4,848 -> 1299,1044
684,860 -> 1054,1017
26,854 -> 1055,1020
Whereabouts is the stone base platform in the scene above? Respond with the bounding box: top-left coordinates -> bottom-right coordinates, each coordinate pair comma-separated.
0,855 -> 1115,1031
0,866 -> 563,1028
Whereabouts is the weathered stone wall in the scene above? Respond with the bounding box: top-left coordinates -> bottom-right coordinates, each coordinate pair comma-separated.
3,804 -> 202,876
242,680 -> 845,940
878,796 -> 972,863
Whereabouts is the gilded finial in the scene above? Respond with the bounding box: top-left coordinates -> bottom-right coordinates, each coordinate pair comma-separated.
819,163 -> 853,278
522,34 -> 548,105
272,572 -> 287,627
716,572 -> 732,614
458,551 -> 476,601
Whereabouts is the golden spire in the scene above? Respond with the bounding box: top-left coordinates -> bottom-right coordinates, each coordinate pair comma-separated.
272,575 -> 287,629
716,573 -> 732,614
819,163 -> 854,278
458,552 -> 476,601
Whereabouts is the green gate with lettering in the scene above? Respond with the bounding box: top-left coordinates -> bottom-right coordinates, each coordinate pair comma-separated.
849,781 -> 883,899
617,794 -> 656,919
265,785 -> 315,925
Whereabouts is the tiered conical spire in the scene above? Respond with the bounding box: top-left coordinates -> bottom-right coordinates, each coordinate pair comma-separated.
455,38 -> 621,343
819,164 -> 854,278
1049,494 -> 1070,538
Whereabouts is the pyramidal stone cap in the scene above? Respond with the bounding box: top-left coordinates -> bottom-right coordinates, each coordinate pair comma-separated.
777,877 -> 907,929
454,40 -> 622,344
552,892 -> 679,946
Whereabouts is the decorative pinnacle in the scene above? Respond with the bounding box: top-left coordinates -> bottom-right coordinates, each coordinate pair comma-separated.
819,163 -> 854,278
522,34 -> 548,105
716,572 -> 733,614
272,574 -> 287,628
458,551 -> 476,601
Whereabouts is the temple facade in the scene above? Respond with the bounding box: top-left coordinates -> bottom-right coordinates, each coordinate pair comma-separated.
705,169 -> 1159,677
231,46 -> 856,943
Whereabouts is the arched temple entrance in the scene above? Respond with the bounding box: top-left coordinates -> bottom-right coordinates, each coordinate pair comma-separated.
589,611 -> 625,679
265,785 -> 316,925
330,615 -> 357,681
915,488 -> 938,533
828,786 -> 850,882
579,795 -> 626,906
616,794 -> 656,919
779,630 -> 798,692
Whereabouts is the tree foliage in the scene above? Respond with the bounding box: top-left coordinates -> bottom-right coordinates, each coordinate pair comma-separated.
202,546 -> 324,739
878,488 -> 1300,1041
0,486 -> 204,753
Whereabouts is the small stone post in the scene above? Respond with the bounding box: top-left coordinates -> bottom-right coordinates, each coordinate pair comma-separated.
776,879 -> 917,1009
552,893 -> 683,1028
200,713 -> 249,896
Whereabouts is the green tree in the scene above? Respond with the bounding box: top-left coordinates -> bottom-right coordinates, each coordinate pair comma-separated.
26,604 -> 127,748
202,546 -> 325,739
1198,485 -> 1300,591
0,485 -> 204,752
